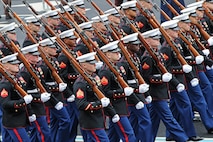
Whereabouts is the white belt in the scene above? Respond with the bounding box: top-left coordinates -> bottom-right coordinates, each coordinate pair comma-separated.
127,79 -> 137,84
27,89 -> 39,94
45,82 -> 57,86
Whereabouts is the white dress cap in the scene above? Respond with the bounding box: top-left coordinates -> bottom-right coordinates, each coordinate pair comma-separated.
43,9 -> 60,19
21,43 -> 40,55
142,28 -> 161,39
121,0 -> 137,10
0,22 -> 16,33
161,19 -> 180,30
69,0 -> 85,8
173,13 -> 191,23
39,37 -> 57,47
104,7 -> 120,17
61,5 -> 74,14
91,14 -> 110,23
121,33 -> 140,44
100,40 -> 120,53
180,6 -> 197,16
59,29 -> 76,39
76,52 -> 97,63
25,15 -> 42,26
79,21 -> 94,30
187,1 -> 205,10
0,53 -> 20,64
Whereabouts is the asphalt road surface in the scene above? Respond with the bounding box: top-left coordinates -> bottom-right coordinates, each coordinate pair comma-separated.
1,0 -> 213,141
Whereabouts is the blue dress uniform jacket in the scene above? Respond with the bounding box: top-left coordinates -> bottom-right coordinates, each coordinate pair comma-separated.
0,80 -> 29,128
98,64 -> 129,116
73,75 -> 106,129
140,54 -> 169,100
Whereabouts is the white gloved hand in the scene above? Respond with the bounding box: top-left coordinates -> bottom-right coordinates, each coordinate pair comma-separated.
207,37 -> 213,46
28,114 -> 36,122
206,65 -> 213,70
202,49 -> 210,56
182,64 -> 192,73
59,83 -> 67,92
100,97 -> 110,107
112,114 -> 120,123
41,92 -> 51,102
95,61 -> 103,70
67,95 -> 75,102
145,95 -> 152,104
138,83 -> 149,93
195,55 -> 204,64
124,87 -> 134,96
190,78 -> 199,87
176,83 -> 185,92
162,72 -> 172,82
54,101 -> 63,110
135,101 -> 144,109
24,95 -> 33,104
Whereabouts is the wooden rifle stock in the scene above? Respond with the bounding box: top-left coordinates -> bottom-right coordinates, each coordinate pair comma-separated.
161,0 -> 179,16
188,30 -> 206,50
106,0 -> 168,74
202,4 -> 213,21
7,5 -> 64,84
173,0 -> 185,10
88,0 -> 146,85
136,2 -> 188,66
0,63 -> 27,97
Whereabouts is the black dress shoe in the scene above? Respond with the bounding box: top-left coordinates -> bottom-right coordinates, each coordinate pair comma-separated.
188,136 -> 203,141
208,128 -> 213,134
166,137 -> 175,141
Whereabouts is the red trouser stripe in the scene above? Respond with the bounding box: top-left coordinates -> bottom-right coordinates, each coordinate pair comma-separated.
13,128 -> 23,142
35,120 -> 45,142
117,121 -> 129,142
91,130 -> 100,142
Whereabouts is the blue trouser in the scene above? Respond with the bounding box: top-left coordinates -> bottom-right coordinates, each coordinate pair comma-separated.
5,127 -> 30,142
65,101 -> 79,142
166,90 -> 197,138
198,71 -> 213,116
187,82 -> 213,130
149,100 -> 188,142
108,116 -> 136,142
49,106 -> 71,142
26,116 -> 51,142
205,69 -> 213,88
85,129 -> 109,142
128,105 -> 152,142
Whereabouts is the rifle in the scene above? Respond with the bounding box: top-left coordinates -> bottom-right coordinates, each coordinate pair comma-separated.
0,62 -> 27,97
106,0 -> 168,74
136,0 -> 189,66
58,2 -> 132,89
146,0 -> 202,58
87,0 -> 147,85
3,3 -> 64,85
162,0 -> 211,40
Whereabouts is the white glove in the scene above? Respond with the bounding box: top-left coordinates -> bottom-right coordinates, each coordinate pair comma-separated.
138,83 -> 149,93
176,83 -> 185,92
162,72 -> 172,82
135,101 -> 144,109
145,95 -> 152,104
202,49 -> 210,56
28,114 -> 36,122
206,65 -> 213,70
190,78 -> 199,87
54,101 -> 63,110
24,95 -> 33,104
195,55 -> 204,64
95,61 -> 103,70
207,37 -> 213,46
124,87 -> 134,96
182,64 -> 192,73
112,114 -> 120,123
41,92 -> 51,102
59,83 -> 67,92
67,95 -> 75,102
100,97 -> 110,107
